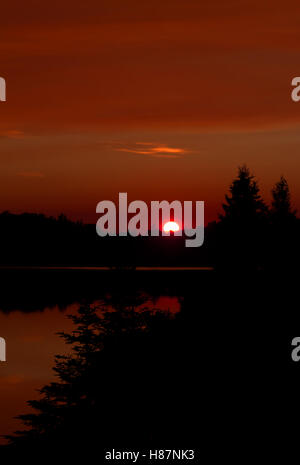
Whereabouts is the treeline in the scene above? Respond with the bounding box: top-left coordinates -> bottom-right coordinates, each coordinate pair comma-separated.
0,166 -> 298,268
0,211 -> 194,267
214,165 -> 299,269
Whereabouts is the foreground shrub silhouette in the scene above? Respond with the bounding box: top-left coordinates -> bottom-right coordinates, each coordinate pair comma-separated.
3,301 -> 200,453
3,275 -> 300,461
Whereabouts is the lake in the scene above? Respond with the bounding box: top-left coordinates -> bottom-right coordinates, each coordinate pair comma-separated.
1,267 -> 292,447
0,268 -> 194,443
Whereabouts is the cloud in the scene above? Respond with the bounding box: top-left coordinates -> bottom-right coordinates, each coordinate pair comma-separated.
114,142 -> 187,158
0,130 -> 25,139
16,171 -> 45,178
2,1 -> 300,131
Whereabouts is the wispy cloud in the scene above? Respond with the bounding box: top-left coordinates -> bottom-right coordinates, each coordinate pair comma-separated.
17,171 -> 45,178
0,130 -> 25,139
114,142 -> 187,158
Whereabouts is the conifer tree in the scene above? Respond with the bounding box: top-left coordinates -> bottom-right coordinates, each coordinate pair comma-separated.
271,176 -> 296,222
220,165 -> 267,225
5,302 -> 156,450
218,166 -> 268,268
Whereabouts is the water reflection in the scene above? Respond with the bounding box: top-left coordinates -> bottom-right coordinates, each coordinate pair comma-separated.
0,294 -> 180,443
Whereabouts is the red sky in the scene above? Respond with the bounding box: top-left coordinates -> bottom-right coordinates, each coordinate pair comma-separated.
1,0 -> 300,223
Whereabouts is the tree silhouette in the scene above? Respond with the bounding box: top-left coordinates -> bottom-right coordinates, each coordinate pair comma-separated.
268,176 -> 298,267
217,166 -> 268,269
271,176 -> 297,222
220,165 -> 267,224
3,301 -> 193,453
4,304 -> 106,449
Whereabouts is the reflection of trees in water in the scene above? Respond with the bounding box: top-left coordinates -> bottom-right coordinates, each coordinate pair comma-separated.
0,269 -> 185,314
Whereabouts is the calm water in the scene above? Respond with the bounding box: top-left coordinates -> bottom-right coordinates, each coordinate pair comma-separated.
0,293 -> 181,443
0,267 -> 216,443
0,268 -> 288,447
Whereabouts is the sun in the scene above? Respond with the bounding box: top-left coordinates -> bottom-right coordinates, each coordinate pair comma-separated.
163,221 -> 180,233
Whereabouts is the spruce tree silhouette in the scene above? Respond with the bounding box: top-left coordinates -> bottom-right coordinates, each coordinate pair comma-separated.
271,176 -> 297,222
269,176 -> 298,267
218,165 -> 268,269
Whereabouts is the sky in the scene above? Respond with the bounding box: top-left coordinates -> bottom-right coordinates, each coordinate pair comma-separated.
1,0 -> 300,223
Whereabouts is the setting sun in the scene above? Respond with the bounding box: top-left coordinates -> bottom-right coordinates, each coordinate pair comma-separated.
163,221 -> 180,233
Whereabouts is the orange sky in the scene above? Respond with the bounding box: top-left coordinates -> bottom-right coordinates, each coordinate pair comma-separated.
1,0 -> 300,223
